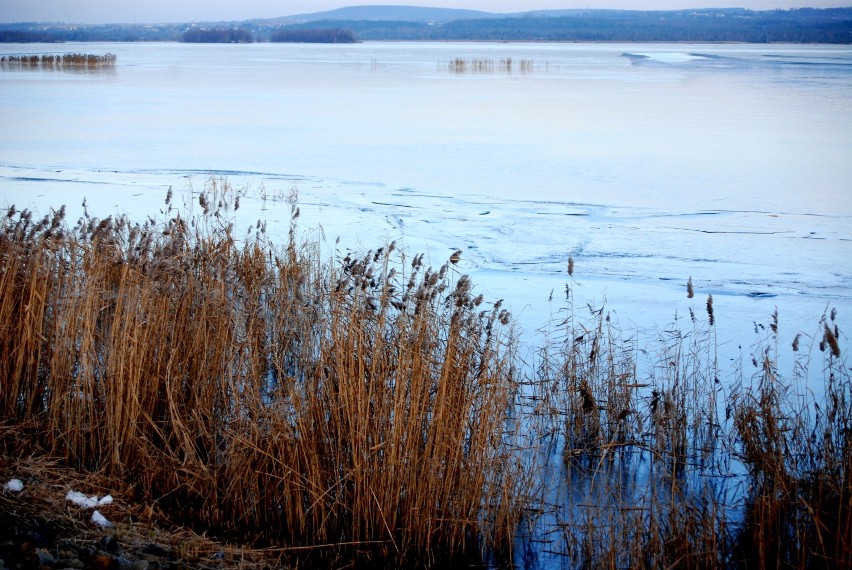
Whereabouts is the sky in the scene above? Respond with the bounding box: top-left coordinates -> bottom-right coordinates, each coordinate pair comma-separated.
1,1 -> 849,24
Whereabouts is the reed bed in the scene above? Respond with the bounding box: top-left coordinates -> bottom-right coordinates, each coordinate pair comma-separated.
517,281 -> 728,568
729,309 -> 852,569
0,53 -> 116,71
1,179 -> 849,568
520,275 -> 850,569
0,183 -> 526,567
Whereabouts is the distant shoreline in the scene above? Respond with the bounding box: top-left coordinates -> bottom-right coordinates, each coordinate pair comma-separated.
2,7 -> 851,44
1,39 -> 850,47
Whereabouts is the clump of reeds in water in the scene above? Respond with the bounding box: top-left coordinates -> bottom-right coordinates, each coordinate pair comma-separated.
449,57 -> 492,73
730,307 -> 851,568
519,265 -> 850,569
520,280 -> 728,568
447,57 -> 536,74
0,181 -> 527,567
0,53 -> 116,71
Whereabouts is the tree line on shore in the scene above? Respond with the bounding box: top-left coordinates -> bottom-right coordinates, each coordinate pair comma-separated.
181,27 -> 356,43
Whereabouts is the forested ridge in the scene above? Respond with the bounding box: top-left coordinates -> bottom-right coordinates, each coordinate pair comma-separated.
286,8 -> 852,43
2,7 -> 851,43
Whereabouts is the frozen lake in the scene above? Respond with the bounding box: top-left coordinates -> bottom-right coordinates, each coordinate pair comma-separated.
2,41 -> 851,379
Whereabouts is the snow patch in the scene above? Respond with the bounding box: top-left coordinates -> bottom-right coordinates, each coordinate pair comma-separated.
91,510 -> 113,528
66,490 -> 113,509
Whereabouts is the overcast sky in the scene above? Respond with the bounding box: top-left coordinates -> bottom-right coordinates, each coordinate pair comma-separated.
2,1 -> 849,24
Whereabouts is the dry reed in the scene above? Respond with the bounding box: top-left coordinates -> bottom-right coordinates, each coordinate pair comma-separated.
519,270 -> 848,568
0,181 -> 526,567
731,308 -> 851,569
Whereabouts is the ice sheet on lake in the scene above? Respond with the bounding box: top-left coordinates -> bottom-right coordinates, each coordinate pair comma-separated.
623,52 -> 710,64
2,164 -> 847,370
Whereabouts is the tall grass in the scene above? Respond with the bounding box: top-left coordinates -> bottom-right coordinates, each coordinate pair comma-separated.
519,280 -> 730,568
517,269 -> 848,568
0,180 -> 849,568
0,183 -> 526,566
731,309 -> 851,568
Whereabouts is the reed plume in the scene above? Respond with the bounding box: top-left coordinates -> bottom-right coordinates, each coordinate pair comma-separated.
706,294 -> 714,326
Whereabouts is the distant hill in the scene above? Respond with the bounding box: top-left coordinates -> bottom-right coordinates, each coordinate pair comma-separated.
267,5 -> 762,23
268,7 -> 852,43
261,5 -> 495,25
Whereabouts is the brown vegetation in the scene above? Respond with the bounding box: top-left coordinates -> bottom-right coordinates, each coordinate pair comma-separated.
521,274 -> 850,568
0,182 -> 525,567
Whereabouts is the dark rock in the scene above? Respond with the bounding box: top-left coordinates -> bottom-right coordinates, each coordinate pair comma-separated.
140,544 -> 169,558
35,547 -> 55,566
100,536 -> 120,555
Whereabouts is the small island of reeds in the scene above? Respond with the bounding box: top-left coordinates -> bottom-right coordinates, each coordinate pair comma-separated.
0,52 -> 116,71
447,57 -> 536,74
0,179 -> 849,569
